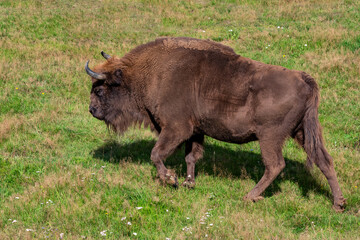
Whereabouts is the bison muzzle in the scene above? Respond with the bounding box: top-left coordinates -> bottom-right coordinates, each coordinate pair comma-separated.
85,37 -> 346,212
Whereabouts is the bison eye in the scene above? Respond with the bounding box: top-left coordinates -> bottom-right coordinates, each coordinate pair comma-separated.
95,88 -> 104,97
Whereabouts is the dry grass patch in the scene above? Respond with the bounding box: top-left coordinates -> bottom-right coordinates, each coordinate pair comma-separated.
231,6 -> 257,24
304,49 -> 357,73
227,211 -> 295,240
309,25 -> 349,44
0,115 -> 25,143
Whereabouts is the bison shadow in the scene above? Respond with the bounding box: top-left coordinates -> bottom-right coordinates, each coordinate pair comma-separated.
92,139 -> 330,199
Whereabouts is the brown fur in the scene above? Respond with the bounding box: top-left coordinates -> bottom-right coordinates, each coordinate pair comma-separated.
86,37 -> 345,211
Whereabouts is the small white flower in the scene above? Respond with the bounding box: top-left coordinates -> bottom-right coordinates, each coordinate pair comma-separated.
36,171 -> 40,173
136,207 -> 143,210
15,197 -> 19,199
182,226 -> 192,232
166,209 -> 169,212
26,229 -> 33,232
186,217 -> 190,220
127,222 -> 132,225
101,166 -> 105,168
229,29 -> 233,32
100,230 -> 107,236
205,234 -> 208,237
121,217 -> 126,221
209,223 -> 213,226
305,44 -> 308,47
166,238 -> 171,240
12,220 -> 17,223
60,233 -> 64,239
133,232 -> 137,236
277,26 -> 280,28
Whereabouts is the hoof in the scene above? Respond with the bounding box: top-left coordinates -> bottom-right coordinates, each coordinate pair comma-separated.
181,180 -> 195,189
333,198 -> 346,213
243,195 -> 264,202
160,169 -> 179,188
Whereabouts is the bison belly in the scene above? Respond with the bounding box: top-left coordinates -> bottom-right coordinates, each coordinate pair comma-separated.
197,104 -> 257,144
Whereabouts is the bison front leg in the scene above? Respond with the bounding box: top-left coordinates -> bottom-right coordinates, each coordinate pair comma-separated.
182,135 -> 204,188
151,126 -> 193,188
244,138 -> 285,202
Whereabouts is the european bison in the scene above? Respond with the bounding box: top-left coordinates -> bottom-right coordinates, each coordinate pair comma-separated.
85,37 -> 346,211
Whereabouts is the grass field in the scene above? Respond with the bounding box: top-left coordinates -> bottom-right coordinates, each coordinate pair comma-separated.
0,0 -> 359,239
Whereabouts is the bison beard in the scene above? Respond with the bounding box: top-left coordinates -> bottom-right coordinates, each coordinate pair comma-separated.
104,109 -> 147,133
103,99 -> 153,134
85,37 -> 346,212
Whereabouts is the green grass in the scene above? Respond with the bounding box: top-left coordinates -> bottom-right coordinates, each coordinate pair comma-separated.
1,0 -> 360,239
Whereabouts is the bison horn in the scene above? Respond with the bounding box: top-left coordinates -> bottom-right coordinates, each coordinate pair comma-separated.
85,61 -> 106,80
101,51 -> 111,60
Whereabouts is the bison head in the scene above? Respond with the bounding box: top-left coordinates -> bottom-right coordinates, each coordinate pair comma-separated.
85,52 -> 150,133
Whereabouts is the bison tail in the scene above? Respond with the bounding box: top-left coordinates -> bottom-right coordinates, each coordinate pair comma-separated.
301,72 -> 333,168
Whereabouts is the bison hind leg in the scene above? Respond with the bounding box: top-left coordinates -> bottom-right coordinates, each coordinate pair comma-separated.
182,134 -> 204,188
244,135 -> 286,202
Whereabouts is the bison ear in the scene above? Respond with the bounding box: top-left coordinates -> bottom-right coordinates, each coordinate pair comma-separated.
108,69 -> 123,85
